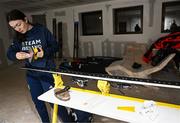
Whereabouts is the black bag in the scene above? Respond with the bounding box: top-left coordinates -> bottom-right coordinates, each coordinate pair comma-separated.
59,56 -> 122,74
151,49 -> 167,66
151,48 -> 178,66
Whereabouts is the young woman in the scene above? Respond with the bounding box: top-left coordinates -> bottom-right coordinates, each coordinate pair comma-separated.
6,9 -> 92,123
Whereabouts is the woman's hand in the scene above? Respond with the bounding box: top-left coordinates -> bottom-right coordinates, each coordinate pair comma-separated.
36,47 -> 44,58
16,52 -> 31,60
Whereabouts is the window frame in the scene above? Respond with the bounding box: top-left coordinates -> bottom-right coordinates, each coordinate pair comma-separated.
113,5 -> 143,35
161,1 -> 180,33
81,10 -> 103,36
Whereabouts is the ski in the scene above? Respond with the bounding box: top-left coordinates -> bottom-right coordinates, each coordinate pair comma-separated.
21,67 -> 180,89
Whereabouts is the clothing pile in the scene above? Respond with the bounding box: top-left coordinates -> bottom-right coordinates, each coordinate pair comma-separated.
143,32 -> 180,69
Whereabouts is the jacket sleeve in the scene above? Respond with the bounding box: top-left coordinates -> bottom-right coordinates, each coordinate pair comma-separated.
43,27 -> 58,58
7,41 -> 20,61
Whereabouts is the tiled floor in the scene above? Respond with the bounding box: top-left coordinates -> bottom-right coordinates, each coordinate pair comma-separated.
0,63 -> 179,123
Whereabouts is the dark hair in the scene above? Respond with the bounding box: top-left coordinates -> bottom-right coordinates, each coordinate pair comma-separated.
7,9 -> 26,22
6,9 -> 27,42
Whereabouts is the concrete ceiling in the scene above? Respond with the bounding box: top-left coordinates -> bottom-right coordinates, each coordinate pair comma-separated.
0,0 -> 112,12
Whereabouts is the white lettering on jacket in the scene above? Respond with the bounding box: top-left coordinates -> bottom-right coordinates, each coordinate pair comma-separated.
21,39 -> 42,51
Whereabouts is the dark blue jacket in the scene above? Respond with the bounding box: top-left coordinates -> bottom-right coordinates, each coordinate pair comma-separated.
7,24 -> 58,77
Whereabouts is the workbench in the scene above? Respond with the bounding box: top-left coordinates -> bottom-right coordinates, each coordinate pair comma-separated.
38,87 -> 180,123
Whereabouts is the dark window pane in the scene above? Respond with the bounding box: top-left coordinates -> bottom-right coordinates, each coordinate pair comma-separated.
113,6 -> 143,34
81,11 -> 103,35
162,1 -> 180,33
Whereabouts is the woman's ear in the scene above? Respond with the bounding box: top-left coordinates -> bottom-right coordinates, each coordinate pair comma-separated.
24,17 -> 28,23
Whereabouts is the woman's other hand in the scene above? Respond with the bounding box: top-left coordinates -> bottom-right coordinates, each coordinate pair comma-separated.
36,47 -> 44,58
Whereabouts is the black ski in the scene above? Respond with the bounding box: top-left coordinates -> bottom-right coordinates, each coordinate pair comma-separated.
21,67 -> 180,89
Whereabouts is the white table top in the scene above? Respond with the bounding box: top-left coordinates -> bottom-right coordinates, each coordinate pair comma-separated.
38,87 -> 180,123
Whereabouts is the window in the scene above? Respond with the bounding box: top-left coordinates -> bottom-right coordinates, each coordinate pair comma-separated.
31,14 -> 47,26
81,11 -> 103,35
161,1 -> 180,33
113,5 -> 143,34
